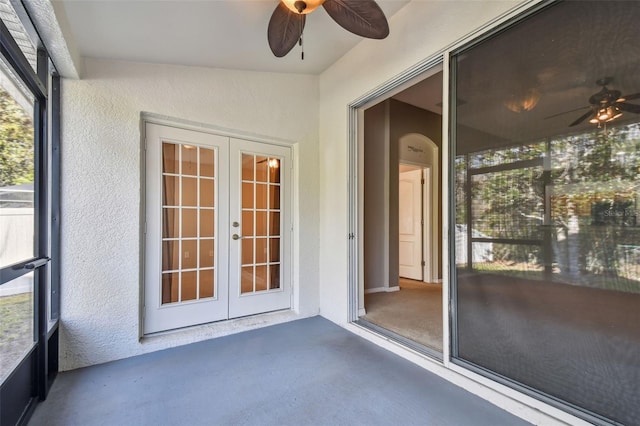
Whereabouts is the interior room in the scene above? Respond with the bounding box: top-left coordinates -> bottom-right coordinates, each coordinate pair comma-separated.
359,69 -> 444,354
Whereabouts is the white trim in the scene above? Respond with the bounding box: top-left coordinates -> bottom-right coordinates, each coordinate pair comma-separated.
364,286 -> 400,294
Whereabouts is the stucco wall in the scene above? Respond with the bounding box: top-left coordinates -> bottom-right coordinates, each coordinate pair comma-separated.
318,0 -> 522,323
60,58 -> 319,370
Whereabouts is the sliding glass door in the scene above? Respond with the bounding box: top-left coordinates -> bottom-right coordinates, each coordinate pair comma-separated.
451,2 -> 640,424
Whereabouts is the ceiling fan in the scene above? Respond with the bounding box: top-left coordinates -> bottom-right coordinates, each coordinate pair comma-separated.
267,0 -> 389,59
557,78 -> 640,127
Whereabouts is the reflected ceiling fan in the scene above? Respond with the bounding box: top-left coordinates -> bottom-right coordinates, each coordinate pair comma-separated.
267,0 -> 389,59
553,78 -> 640,127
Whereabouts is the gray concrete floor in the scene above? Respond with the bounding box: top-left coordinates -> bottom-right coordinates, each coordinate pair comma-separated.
29,317 -> 530,426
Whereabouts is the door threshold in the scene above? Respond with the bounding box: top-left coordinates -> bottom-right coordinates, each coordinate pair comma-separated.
354,319 -> 443,361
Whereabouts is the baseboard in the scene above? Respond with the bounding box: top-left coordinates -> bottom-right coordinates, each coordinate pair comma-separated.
358,308 -> 367,316
364,286 -> 400,294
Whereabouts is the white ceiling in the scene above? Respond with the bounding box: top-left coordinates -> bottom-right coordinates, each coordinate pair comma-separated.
52,0 -> 409,75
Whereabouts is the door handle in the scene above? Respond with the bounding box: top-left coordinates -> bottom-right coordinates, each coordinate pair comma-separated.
232,234 -> 241,240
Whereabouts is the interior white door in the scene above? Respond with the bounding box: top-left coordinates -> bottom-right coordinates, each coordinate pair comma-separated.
228,139 -> 291,318
144,123 -> 230,334
399,168 -> 423,280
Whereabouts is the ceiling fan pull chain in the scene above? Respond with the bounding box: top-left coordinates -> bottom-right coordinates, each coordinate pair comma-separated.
300,32 -> 304,60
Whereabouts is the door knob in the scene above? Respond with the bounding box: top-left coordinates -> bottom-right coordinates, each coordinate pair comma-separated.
232,234 -> 240,240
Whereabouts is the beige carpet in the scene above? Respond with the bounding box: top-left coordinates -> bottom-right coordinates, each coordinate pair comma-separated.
361,278 -> 443,351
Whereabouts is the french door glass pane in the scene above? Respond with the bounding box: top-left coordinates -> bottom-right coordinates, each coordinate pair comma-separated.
161,142 -> 217,303
453,2 -> 640,424
240,154 -> 283,294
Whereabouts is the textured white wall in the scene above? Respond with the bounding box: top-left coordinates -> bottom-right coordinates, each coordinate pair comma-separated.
317,0 -> 522,322
60,58 -> 319,370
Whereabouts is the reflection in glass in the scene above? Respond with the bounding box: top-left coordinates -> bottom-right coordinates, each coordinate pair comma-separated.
269,265 -> 280,289
162,240 -> 179,271
256,156 -> 268,182
242,154 -> 254,181
162,143 -> 179,174
269,185 -> 280,209
242,211 -> 253,237
241,266 -> 254,293
255,265 -> 267,291
181,145 -> 197,176
182,177 -> 197,206
269,158 -> 281,183
200,209 -> 214,237
200,148 -> 215,177
242,182 -> 253,209
270,238 -> 280,263
162,208 -> 178,239
452,2 -> 640,423
242,238 -> 254,265
181,271 -> 197,301
256,211 -> 267,236
200,239 -> 214,268
199,269 -> 215,298
182,240 -> 197,270
0,273 -> 34,382
269,212 -> 280,236
163,175 -> 178,206
256,184 -> 268,209
162,272 -> 179,304
256,238 -> 267,264
182,208 -> 197,238
200,179 -> 215,208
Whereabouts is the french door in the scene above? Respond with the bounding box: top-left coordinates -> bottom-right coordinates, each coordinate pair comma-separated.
144,123 -> 291,334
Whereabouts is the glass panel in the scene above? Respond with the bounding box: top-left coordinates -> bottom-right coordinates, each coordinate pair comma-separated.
255,238 -> 267,264
241,211 -> 253,237
200,209 -> 214,238
256,184 -> 267,209
162,143 -> 179,174
453,3 -> 640,424
256,211 -> 267,236
162,208 -> 179,239
269,185 -> 280,209
162,240 -> 179,271
181,271 -> 197,301
182,177 -> 197,207
181,145 -> 197,176
241,266 -> 254,293
269,212 -> 280,236
162,272 -> 179,304
162,175 -> 178,206
0,1 -> 37,72
0,272 -> 34,383
269,158 -> 281,183
200,148 -> 215,178
242,182 -> 253,209
199,239 -> 214,268
255,265 -> 267,291
199,269 -> 214,299
269,264 -> 280,289
269,238 -> 280,263
242,154 -> 254,181
182,240 -> 197,270
242,238 -> 254,265
200,179 -> 215,208
256,156 -> 268,182
182,208 -> 197,238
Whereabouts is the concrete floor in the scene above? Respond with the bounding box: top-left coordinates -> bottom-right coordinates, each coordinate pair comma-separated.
29,317 -> 529,426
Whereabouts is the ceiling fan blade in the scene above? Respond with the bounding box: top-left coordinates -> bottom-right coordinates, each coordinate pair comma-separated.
569,109 -> 594,127
617,102 -> 640,114
620,93 -> 640,101
544,105 -> 589,120
322,0 -> 389,39
268,1 -> 305,57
